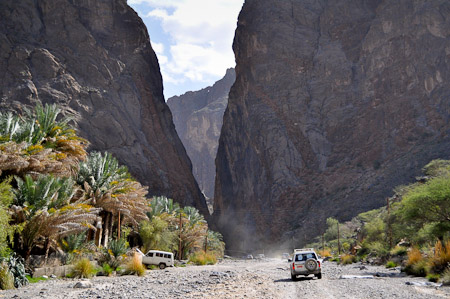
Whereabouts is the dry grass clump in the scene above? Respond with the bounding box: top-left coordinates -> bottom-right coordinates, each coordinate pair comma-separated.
404,247 -> 426,276
70,258 -> 97,278
340,254 -> 356,265
125,253 -> 146,276
189,251 -> 217,265
0,262 -> 14,290
317,248 -> 332,257
406,247 -> 423,265
427,240 -> 450,274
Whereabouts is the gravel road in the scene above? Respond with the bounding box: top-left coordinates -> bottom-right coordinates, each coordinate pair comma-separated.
1,258 -> 449,298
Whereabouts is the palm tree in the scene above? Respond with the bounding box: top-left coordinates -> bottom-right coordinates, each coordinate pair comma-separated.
0,112 -> 23,142
26,204 -> 100,262
147,196 -> 181,219
12,174 -> 86,260
0,103 -> 88,179
14,175 -> 76,216
206,230 -> 225,255
77,152 -> 149,247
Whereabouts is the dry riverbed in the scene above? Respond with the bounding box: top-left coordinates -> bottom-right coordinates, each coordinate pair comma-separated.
1,258 -> 449,298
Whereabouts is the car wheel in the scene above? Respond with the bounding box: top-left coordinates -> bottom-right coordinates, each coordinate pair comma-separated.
305,258 -> 318,271
291,273 -> 297,281
159,263 -> 166,269
316,273 -> 322,279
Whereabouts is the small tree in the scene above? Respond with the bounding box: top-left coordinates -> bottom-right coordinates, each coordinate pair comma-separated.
0,179 -> 14,257
397,175 -> 450,241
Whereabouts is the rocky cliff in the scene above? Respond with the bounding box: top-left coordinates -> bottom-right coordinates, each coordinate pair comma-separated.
0,0 -> 207,214
167,69 -> 235,200
214,0 -> 450,252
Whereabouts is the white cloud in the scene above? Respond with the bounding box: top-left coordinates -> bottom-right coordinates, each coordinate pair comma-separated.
151,42 -> 168,64
129,0 -> 243,96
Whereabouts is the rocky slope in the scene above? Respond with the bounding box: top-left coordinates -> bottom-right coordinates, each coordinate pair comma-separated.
0,0 -> 207,214
167,68 -> 235,199
214,0 -> 450,251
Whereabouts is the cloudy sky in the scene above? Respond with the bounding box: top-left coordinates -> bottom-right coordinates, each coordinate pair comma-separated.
128,0 -> 244,99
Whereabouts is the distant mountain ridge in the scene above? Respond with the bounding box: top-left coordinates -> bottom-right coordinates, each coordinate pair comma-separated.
167,68 -> 235,199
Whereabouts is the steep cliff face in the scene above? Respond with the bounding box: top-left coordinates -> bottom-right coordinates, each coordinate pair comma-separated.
214,0 -> 450,251
167,69 -> 235,199
0,0 -> 207,214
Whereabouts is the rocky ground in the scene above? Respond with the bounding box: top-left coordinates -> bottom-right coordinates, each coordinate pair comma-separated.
1,258 -> 449,298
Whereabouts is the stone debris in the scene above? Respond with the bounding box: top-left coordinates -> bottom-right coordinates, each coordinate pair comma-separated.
405,281 -> 443,288
340,275 -> 374,279
73,281 -> 93,289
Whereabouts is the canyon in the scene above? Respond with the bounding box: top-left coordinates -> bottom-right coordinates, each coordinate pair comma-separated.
3,0 -> 450,254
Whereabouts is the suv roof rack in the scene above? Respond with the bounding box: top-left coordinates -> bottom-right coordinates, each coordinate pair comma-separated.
294,248 -> 315,252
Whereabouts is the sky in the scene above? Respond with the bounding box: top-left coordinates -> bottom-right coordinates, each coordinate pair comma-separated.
128,0 -> 244,99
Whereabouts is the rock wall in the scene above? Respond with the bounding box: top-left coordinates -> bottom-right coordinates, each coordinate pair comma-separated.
214,0 -> 450,252
167,69 -> 235,199
0,0 -> 207,214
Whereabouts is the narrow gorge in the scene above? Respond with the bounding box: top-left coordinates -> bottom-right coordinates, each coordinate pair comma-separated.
167,68 -> 235,201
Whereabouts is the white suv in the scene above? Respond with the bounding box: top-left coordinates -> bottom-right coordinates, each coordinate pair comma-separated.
289,248 -> 322,280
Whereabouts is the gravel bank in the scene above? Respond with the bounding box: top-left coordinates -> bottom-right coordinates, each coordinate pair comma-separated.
1,259 -> 449,298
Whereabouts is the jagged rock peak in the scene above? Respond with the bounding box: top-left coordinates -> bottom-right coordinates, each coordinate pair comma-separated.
0,0 -> 208,214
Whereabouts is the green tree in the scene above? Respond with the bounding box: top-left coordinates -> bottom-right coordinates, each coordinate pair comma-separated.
139,216 -> 176,252
397,175 -> 450,241
0,178 -> 14,257
324,217 -> 339,241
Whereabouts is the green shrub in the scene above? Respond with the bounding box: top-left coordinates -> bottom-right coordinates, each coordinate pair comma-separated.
25,275 -> 48,283
386,261 -> 397,268
0,254 -> 28,288
124,253 -> 145,276
0,262 -> 14,290
70,258 -> 97,278
99,239 -> 129,270
426,273 -> 440,282
441,267 -> 450,286
365,241 -> 389,258
390,246 -> 408,256
102,263 -> 114,276
405,259 -> 428,277
189,251 -> 217,265
330,257 -> 341,262
340,254 -> 356,265
108,238 -> 129,257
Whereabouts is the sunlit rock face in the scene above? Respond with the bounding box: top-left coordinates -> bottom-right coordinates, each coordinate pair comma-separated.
214,0 -> 450,252
0,0 -> 208,214
167,69 -> 235,200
